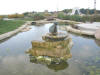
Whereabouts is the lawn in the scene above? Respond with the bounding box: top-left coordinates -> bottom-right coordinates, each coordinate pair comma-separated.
0,20 -> 25,35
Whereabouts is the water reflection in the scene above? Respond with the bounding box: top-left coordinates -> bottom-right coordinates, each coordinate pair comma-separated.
29,55 -> 69,71
26,37 -> 73,71
47,62 -> 69,72
95,40 -> 100,47
0,23 -> 100,75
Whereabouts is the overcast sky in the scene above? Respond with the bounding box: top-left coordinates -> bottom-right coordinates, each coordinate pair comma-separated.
0,0 -> 100,15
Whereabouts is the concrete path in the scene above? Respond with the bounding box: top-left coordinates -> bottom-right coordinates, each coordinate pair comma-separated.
77,22 -> 100,31
60,26 -> 95,36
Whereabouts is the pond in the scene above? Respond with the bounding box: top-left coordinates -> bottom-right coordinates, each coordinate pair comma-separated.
0,23 -> 100,75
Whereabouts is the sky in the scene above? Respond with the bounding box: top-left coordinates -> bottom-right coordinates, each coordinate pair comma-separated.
0,0 -> 100,15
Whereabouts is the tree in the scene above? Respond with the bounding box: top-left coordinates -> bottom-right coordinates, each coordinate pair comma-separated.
75,10 -> 79,15
57,12 -> 66,19
80,8 -> 87,14
33,13 -> 45,20
63,9 -> 72,13
23,12 -> 29,16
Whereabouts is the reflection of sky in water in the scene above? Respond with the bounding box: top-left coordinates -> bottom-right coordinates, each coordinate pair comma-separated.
0,55 -> 82,75
0,23 -> 100,75
71,35 -> 100,58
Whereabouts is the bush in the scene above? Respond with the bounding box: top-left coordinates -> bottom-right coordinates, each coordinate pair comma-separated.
58,14 -> 83,22
0,16 -> 3,20
8,14 -> 24,18
57,12 -> 66,20
58,14 -> 100,22
33,13 -> 45,20
93,15 -> 100,22
70,15 -> 82,22
82,15 -> 100,22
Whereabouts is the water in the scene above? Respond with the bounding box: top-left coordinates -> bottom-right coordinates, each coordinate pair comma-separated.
0,23 -> 100,75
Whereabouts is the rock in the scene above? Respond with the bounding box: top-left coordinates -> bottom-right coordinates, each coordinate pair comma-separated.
21,27 -> 31,32
26,20 -> 74,65
37,56 -> 45,62
42,32 -> 68,41
37,56 -> 44,59
95,28 -> 100,40
62,26 -> 95,36
45,58 -> 52,62
45,58 -> 52,65
52,58 -> 60,63
31,22 -> 36,25
49,22 -> 57,35
31,38 -> 71,49
56,45 -> 62,49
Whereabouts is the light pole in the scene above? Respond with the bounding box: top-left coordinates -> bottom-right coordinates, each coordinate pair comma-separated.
94,0 -> 96,15
57,0 -> 59,12
87,0 -> 90,15
94,0 -> 96,10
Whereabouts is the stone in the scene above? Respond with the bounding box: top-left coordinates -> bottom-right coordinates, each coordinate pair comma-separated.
49,22 -> 58,35
95,28 -> 100,40
37,56 -> 45,62
42,32 -> 68,42
56,45 -> 62,49
31,22 -> 36,25
45,58 -> 52,65
26,21 -> 73,65
27,37 -> 73,64
32,37 -> 72,49
21,27 -> 31,32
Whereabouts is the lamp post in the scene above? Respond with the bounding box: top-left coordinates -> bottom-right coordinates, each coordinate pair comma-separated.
56,0 -> 59,12
94,0 -> 96,15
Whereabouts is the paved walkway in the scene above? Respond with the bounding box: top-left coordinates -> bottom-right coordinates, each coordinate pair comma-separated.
60,26 -> 95,36
77,22 -> 100,31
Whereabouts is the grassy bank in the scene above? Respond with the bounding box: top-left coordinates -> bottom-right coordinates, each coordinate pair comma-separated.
0,20 -> 25,35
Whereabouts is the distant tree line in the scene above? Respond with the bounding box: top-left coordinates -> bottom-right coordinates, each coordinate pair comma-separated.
0,8 -> 100,22
62,8 -> 100,14
57,12 -> 100,22
80,9 -> 100,14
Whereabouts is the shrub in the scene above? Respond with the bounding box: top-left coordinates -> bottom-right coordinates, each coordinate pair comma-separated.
33,13 -> 45,20
0,16 -> 3,20
58,14 -> 100,22
70,15 -> 82,22
8,14 -> 24,18
93,15 -> 100,22
57,12 -> 66,20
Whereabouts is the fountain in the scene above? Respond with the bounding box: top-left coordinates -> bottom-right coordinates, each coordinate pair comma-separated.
42,22 -> 68,41
26,22 -> 73,65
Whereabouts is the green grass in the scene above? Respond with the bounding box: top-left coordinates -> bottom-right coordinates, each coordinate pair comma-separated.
0,20 -> 25,34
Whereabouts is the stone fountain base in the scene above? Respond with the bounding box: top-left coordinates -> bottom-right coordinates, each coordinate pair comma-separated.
26,37 -> 73,65
42,32 -> 68,41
